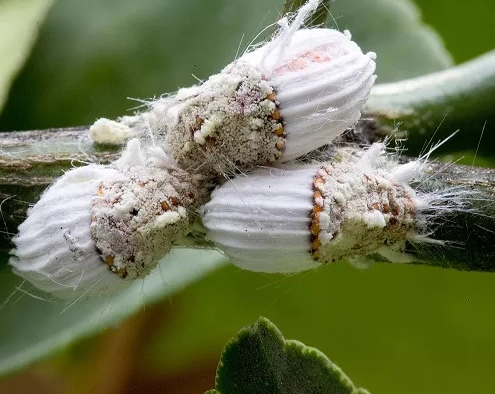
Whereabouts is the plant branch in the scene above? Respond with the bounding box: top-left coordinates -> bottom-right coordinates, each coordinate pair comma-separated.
0,126 -> 120,178
0,127 -> 121,251
405,162 -> 495,272
365,50 -> 495,155
1,49 -> 495,270
1,126 -> 494,271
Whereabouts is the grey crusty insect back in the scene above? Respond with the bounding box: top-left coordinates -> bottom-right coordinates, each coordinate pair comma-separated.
163,61 -> 285,175
91,164 -> 199,280
155,27 -> 375,176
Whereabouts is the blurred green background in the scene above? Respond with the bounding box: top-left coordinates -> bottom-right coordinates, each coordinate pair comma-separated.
1,0 -> 495,393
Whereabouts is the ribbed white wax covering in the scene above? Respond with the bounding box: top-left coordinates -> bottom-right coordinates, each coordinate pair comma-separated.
241,28 -> 376,161
201,165 -> 322,273
10,165 -> 130,299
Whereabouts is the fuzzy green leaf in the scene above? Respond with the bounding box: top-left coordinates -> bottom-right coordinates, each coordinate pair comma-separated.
208,317 -> 370,394
0,0 -> 54,113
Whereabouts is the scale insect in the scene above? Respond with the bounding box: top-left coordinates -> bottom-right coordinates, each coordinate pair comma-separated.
8,0 -> 474,301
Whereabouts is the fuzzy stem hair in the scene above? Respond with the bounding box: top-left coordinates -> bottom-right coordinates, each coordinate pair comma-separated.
405,161 -> 495,271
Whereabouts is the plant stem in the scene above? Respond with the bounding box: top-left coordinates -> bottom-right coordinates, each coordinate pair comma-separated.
365,50 -> 495,156
3,126 -> 494,273
405,162 -> 495,272
0,127 -> 121,251
0,126 -> 120,178
1,53 -> 495,269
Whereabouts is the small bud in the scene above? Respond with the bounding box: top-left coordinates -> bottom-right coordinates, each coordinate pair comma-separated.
201,144 -> 421,273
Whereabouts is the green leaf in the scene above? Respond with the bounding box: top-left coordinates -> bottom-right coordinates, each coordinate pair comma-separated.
208,317 -> 370,394
328,0 -> 453,82
0,250 -> 226,378
149,263 -> 495,394
0,0 -> 54,114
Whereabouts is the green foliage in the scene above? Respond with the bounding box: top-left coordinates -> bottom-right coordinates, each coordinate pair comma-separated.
414,0 -> 495,63
146,263 -> 495,394
208,317 -> 370,394
0,251 -> 226,377
0,0 -> 53,112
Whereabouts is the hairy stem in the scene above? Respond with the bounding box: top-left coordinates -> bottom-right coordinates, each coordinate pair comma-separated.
0,127 -> 121,251
0,126 -> 119,178
406,162 -> 495,272
1,41 -> 495,270
365,50 -> 495,156
1,123 -> 494,273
